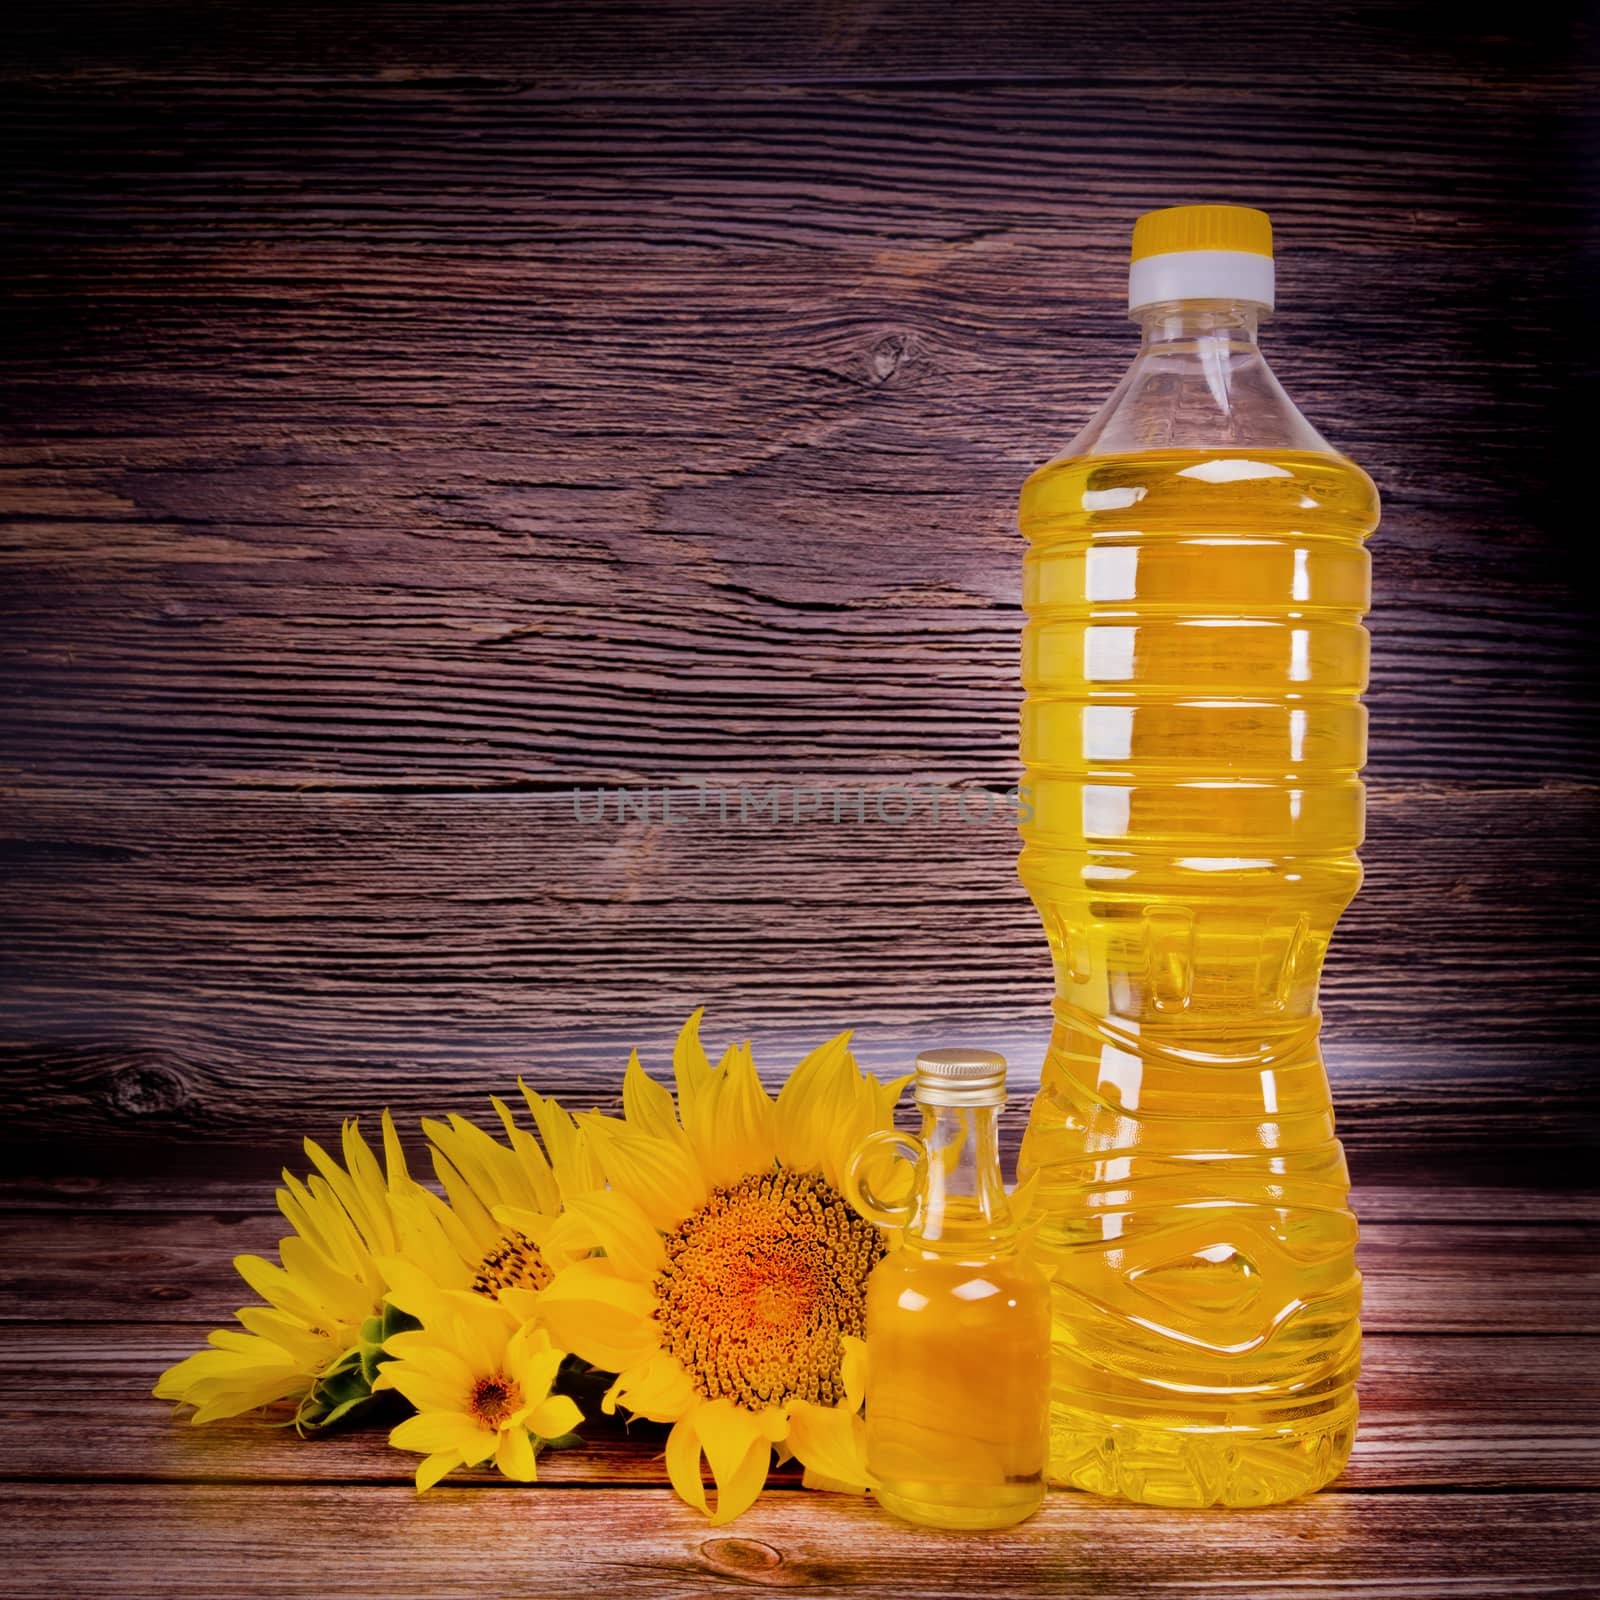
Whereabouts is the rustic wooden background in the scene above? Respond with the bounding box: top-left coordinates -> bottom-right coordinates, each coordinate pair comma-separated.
3,3 -> 1598,1595
4,0 -> 1594,1185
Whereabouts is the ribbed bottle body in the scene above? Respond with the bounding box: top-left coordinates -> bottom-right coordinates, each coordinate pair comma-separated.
1018,446 -> 1378,1507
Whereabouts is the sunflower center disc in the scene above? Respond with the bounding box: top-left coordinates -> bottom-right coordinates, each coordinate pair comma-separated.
473,1230 -> 553,1299
653,1169 -> 886,1410
469,1373 -> 522,1427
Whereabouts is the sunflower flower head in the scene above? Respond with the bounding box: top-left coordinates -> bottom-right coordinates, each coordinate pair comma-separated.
386,1083 -> 601,1307
373,1284 -> 583,1491
153,1112 -> 414,1428
538,1011 -> 909,1524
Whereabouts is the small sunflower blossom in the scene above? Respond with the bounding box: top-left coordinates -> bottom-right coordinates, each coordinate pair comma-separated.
368,1086 -> 598,1488
373,1280 -> 583,1491
537,1011 -> 910,1525
154,1089 -> 597,1432
389,1081 -> 601,1303
153,1113 -> 413,1427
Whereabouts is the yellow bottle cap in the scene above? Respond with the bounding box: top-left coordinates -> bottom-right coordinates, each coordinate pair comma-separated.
1131,204 -> 1273,262
1127,205 -> 1276,312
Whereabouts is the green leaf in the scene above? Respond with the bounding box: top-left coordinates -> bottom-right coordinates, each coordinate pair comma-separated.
291,1306 -> 426,1434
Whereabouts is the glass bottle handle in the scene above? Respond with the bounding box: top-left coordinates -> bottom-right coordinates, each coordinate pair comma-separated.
844,1128 -> 924,1229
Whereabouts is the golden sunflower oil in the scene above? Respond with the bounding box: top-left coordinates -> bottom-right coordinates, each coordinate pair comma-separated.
1017,207 -> 1378,1508
846,1049 -> 1050,1530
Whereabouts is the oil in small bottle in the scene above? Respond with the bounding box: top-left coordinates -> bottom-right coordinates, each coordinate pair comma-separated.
846,1048 -> 1049,1530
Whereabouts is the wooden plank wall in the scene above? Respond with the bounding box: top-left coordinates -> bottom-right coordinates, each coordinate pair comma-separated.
2,1 -> 1596,1185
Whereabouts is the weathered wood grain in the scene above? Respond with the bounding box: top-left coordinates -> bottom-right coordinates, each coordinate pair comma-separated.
0,273 -> 1590,791
1,783 -> 1595,1170
4,1322 -> 1594,1493
5,1483 -> 1596,1600
6,0 -> 1592,88
3,1208 -> 1593,1335
2,0 -> 1597,1152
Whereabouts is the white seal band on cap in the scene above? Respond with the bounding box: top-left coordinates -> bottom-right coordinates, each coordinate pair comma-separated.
1129,249 -> 1275,312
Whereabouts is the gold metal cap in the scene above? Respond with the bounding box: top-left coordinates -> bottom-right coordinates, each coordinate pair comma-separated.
912,1047 -> 1007,1107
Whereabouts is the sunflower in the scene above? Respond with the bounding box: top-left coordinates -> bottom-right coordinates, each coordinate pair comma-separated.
537,1012 -> 909,1524
389,1082 -> 601,1303
374,1282 -> 583,1491
154,1113 -> 410,1426
156,1085 -> 596,1433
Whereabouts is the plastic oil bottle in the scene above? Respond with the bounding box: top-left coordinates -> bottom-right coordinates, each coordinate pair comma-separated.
845,1049 -> 1050,1530
1017,206 -> 1377,1507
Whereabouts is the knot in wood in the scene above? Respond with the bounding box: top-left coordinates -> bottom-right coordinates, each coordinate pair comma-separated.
106,1058 -> 191,1118
699,1537 -> 782,1574
871,330 -> 914,381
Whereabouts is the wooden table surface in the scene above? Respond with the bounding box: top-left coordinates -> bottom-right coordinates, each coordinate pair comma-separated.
0,1158 -> 1593,1593
2,1155 -> 1596,1597
4,1 -> 1598,1594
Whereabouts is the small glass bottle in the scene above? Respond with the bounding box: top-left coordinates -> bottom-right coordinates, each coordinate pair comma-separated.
844,1048 -> 1050,1531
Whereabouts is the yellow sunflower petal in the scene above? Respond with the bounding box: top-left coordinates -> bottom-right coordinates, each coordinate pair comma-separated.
679,1039 -> 739,1171
425,1138 -> 500,1244
416,1451 -> 459,1493
515,1205 -> 592,1270
341,1117 -> 399,1248
275,1172 -> 357,1266
709,1438 -> 772,1525
153,1342 -> 305,1422
690,1397 -> 764,1486
205,1328 -> 269,1355
773,1028 -> 854,1175
301,1123 -> 393,1257
537,1258 -> 660,1371
378,1254 -> 460,1323
527,1394 -> 583,1439
390,1411 -> 483,1456
231,1252 -> 309,1320
379,1329 -> 477,1389
458,1426 -> 499,1467
840,1334 -> 868,1411
277,1234 -> 377,1325
579,1115 -> 706,1233
567,1131 -> 607,1197
187,1388 -> 302,1427
380,1107 -> 411,1187
753,1405 -> 790,1443
505,1319 -> 554,1365
700,1043 -> 777,1188
623,1048 -> 684,1145
517,1080 -> 606,1199
689,1397 -> 778,1525
383,1192 -> 475,1295
817,1077 -> 880,1191
784,1399 -> 873,1492
605,1353 -> 698,1423
779,1040 -> 905,1193
489,1202 -> 553,1242
489,1094 -> 563,1215
505,1325 -> 565,1407
378,1366 -> 468,1414
495,1426 -> 538,1482
398,1374 -> 471,1416
665,1415 -> 709,1515
565,1189 -> 667,1280
867,1070 -> 915,1130
671,1008 -> 714,1130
